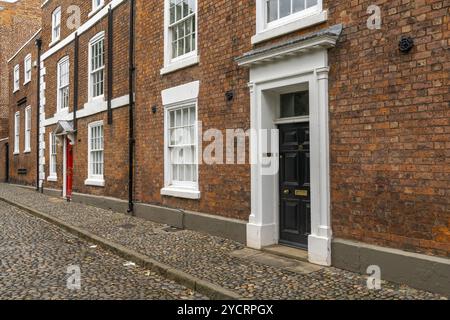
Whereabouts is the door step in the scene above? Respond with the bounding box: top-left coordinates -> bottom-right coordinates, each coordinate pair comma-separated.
231,248 -> 322,274
262,245 -> 309,263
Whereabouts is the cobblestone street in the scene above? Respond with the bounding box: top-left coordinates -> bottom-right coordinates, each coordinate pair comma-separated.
0,201 -> 205,300
0,184 -> 447,300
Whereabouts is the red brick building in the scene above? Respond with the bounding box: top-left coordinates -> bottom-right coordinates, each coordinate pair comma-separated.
0,0 -> 41,182
5,0 -> 450,295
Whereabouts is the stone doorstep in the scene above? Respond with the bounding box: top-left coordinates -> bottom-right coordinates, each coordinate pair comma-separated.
231,248 -> 323,275
262,244 -> 310,263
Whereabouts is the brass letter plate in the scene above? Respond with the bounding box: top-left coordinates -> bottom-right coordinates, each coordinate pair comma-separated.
295,190 -> 308,197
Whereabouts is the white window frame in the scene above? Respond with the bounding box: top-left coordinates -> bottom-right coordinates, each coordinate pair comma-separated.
24,54 -> 32,85
13,64 -> 20,92
161,0 -> 199,75
57,56 -> 70,112
253,0 -> 327,44
85,120 -> 105,187
161,81 -> 201,199
14,111 -> 20,154
51,7 -> 61,44
48,132 -> 58,181
88,32 -> 105,101
24,106 -> 31,153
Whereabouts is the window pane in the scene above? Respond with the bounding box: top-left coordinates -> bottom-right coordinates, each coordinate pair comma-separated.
267,0 -> 278,22
293,0 -> 305,12
280,91 -> 309,118
306,0 -> 317,8
279,0 -> 291,18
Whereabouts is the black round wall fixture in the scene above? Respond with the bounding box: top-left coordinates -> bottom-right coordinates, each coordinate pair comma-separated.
225,90 -> 234,102
152,105 -> 157,114
399,36 -> 414,53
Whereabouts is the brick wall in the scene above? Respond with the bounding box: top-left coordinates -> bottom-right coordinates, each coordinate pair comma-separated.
135,0 -> 449,257
7,32 -> 40,186
0,0 -> 41,139
42,0 -> 130,199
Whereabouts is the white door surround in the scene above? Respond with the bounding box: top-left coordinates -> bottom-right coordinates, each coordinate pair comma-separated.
237,24 -> 340,266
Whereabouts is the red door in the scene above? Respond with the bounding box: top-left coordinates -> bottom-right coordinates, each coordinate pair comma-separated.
66,137 -> 73,200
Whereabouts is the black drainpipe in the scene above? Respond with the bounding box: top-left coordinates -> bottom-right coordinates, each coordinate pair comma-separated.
73,32 -> 79,132
128,0 -> 135,214
107,6 -> 114,125
35,37 -> 42,192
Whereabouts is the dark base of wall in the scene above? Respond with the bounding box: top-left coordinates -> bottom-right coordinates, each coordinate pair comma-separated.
332,238 -> 450,297
19,185 -> 247,244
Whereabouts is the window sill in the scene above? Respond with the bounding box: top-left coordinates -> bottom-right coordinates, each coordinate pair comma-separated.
24,149 -> 31,154
13,89 -> 19,93
161,187 -> 201,200
13,152 -> 19,156
251,10 -> 328,44
47,176 -> 57,182
23,80 -> 31,86
85,178 -> 105,187
88,4 -> 105,18
160,55 -> 199,75
49,39 -> 60,48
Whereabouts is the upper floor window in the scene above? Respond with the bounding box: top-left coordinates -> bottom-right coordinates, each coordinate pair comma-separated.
89,33 -> 105,99
162,0 -> 198,74
57,57 -> 70,111
24,54 -> 32,84
266,0 -> 319,25
52,7 -> 61,43
253,0 -> 325,44
14,111 -> 20,154
92,0 -> 104,11
24,106 -> 31,153
13,65 -> 20,92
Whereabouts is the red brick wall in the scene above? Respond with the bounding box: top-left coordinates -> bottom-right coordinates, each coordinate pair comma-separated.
42,1 -> 130,200
7,32 -> 40,186
135,0 -> 449,257
0,0 -> 41,137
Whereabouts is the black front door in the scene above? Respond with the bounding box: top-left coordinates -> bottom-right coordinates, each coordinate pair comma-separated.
279,123 -> 311,248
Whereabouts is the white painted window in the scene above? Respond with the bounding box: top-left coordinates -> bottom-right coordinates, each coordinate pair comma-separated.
266,0 -> 319,24
253,0 -> 325,44
13,64 -> 20,92
24,54 -> 32,84
89,33 -> 105,100
24,106 -> 31,152
14,111 -> 20,154
92,0 -> 104,11
167,104 -> 197,187
49,132 -> 57,179
52,7 -> 61,43
57,57 -> 70,111
87,121 -> 104,185
162,0 -> 198,74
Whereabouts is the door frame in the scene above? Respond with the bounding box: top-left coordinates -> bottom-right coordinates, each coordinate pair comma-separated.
245,49 -> 332,266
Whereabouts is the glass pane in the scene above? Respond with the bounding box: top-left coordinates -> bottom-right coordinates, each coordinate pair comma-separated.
279,0 -> 291,18
267,0 -> 278,23
280,91 -> 309,118
306,0 -> 318,8
293,0 -> 305,13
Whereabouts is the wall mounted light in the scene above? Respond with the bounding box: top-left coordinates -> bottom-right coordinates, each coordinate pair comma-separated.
152,105 -> 157,114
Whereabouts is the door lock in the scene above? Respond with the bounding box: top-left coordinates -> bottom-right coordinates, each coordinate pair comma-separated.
283,189 -> 290,195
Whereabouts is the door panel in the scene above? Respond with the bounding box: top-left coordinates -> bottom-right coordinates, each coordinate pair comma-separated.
66,138 -> 73,200
279,122 -> 311,248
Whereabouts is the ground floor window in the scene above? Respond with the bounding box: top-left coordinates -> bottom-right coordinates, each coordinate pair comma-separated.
88,121 -> 104,181
14,112 -> 20,154
49,132 -> 57,178
24,106 -> 31,152
167,103 -> 197,187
